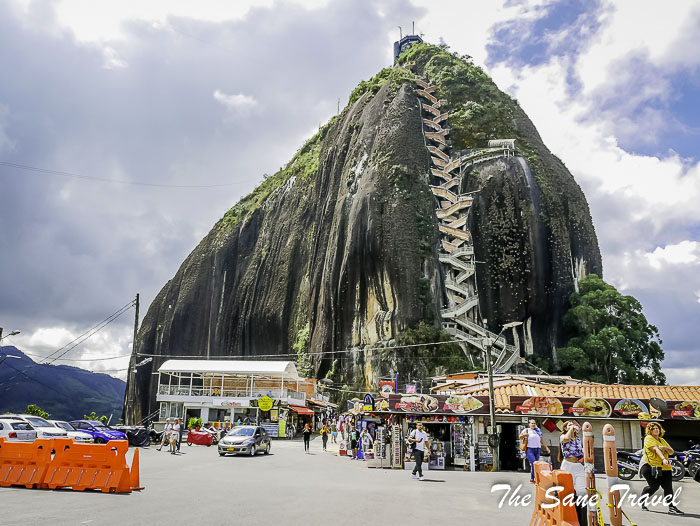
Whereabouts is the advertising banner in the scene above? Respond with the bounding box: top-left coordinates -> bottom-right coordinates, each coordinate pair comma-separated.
374,394 -> 490,415
509,396 -> 700,420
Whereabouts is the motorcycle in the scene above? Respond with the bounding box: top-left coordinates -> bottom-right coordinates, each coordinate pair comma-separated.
617,449 -> 685,482
675,448 -> 700,478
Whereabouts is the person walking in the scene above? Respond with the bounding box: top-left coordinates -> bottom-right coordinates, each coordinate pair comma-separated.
157,418 -> 172,451
330,420 -> 338,444
408,422 -> 428,480
320,423 -> 330,451
558,421 -> 586,524
303,423 -> 311,454
640,422 -> 684,515
350,425 -> 359,459
177,418 -> 184,453
170,419 -> 181,455
520,419 -> 549,483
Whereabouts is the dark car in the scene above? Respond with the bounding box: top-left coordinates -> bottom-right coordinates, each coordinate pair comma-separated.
218,425 -> 271,457
69,420 -> 128,443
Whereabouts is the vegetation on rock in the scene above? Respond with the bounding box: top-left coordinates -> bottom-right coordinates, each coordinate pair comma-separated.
348,67 -> 415,105
293,323 -> 313,378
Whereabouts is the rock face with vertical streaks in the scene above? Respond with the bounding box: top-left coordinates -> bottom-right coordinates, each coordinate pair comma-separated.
126,45 -> 601,423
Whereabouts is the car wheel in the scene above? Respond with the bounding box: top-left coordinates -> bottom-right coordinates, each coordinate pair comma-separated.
249,445 -> 256,456
95,437 -> 106,444
264,443 -> 270,455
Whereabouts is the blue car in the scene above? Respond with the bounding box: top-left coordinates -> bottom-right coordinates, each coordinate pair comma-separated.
69,420 -> 128,443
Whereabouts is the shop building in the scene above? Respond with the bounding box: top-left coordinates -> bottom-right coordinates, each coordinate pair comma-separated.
357,377 -> 699,473
155,360 -> 318,437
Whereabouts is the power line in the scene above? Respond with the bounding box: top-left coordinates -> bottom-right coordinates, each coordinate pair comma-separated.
42,301 -> 135,364
0,357 -> 67,397
21,352 -> 131,362
0,161 -> 240,188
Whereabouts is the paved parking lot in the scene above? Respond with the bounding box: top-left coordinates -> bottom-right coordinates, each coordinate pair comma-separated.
2,437 -> 699,525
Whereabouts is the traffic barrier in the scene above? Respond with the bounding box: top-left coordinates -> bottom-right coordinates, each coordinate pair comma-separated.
129,447 -> 144,490
0,438 -> 144,493
530,461 -> 580,526
603,425 -> 623,526
0,437 -> 52,489
43,438 -> 133,493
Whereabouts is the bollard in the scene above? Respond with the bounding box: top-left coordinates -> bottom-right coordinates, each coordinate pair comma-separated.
602,424 -> 623,526
582,422 -> 600,526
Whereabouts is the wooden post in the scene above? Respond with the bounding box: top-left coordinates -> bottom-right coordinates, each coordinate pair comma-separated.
603,424 -> 623,526
583,422 -> 598,526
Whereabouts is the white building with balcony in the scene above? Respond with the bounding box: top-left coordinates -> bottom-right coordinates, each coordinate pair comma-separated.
156,360 -> 310,435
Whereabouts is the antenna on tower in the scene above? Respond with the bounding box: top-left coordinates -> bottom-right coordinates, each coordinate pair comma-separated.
398,25 -> 402,40
412,21 -> 415,35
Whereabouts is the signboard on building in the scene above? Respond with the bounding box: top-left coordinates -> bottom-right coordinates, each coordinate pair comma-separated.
363,394 -> 374,411
510,396 -> 700,420
219,400 -> 248,407
257,396 -> 274,412
374,394 -> 490,415
379,380 -> 396,394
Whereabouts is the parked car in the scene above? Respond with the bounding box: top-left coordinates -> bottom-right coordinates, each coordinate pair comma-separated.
49,420 -> 94,443
0,418 -> 37,441
69,420 -> 128,443
218,425 -> 271,457
0,414 -> 68,439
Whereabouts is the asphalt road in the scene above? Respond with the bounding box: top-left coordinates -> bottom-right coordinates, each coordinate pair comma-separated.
2,437 -> 699,525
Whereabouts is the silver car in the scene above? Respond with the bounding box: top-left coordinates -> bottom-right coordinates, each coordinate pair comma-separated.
218,425 -> 271,456
0,418 -> 37,441
50,420 -> 94,443
0,414 -> 68,439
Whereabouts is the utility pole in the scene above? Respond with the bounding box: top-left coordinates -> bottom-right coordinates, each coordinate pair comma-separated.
124,294 -> 139,425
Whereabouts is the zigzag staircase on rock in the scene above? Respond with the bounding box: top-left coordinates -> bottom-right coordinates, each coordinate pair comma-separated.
414,77 -> 520,372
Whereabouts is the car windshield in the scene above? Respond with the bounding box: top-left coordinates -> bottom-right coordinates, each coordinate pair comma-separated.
228,427 -> 255,436
91,421 -> 107,428
55,421 -> 75,431
26,417 -> 51,427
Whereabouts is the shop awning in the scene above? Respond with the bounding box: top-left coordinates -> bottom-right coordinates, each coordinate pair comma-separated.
290,405 -> 314,415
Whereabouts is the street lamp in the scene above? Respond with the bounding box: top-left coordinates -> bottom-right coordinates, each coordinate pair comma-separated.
483,320 -> 523,472
0,328 -> 21,341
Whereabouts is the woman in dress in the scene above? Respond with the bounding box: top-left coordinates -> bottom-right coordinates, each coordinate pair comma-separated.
520,419 -> 549,482
170,419 -> 181,455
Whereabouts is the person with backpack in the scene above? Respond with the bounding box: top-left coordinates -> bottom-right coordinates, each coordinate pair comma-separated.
407,422 -> 428,480
350,425 -> 359,459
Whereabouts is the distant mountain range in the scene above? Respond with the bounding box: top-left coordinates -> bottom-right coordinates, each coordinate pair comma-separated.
0,346 -> 125,421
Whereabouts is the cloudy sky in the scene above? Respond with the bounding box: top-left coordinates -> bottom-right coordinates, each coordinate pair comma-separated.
1,0 -> 698,385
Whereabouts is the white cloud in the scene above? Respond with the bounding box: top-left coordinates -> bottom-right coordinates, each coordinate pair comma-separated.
664,367 -> 700,386
644,241 -> 700,269
0,104 -> 16,154
213,90 -> 259,112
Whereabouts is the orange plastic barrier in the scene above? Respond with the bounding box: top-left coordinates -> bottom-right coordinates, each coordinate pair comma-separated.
530,461 -> 580,526
0,437 -> 53,489
0,438 -> 144,494
43,438 -> 133,493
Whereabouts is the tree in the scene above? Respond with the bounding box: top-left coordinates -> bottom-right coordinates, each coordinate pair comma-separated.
25,404 -> 49,418
84,411 -> 108,424
557,274 -> 666,385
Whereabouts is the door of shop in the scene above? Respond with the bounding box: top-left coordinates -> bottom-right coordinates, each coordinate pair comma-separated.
499,422 -> 520,471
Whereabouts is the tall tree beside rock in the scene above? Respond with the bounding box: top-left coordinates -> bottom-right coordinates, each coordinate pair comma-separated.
556,274 -> 666,384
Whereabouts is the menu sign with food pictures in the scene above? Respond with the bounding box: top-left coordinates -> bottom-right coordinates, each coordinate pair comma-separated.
510,396 -> 700,420
375,394 -> 490,414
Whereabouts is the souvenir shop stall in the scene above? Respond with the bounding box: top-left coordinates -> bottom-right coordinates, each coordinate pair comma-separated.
363,392 -> 491,471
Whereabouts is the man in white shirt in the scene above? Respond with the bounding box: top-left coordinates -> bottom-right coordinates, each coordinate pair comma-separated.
408,422 -> 429,480
157,418 -> 172,451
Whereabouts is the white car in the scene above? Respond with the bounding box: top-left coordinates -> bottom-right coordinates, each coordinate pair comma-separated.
50,420 -> 94,443
0,418 -> 37,441
0,414 -> 68,439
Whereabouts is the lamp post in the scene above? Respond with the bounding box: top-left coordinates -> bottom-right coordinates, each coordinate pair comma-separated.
0,328 -> 21,342
484,320 -> 523,472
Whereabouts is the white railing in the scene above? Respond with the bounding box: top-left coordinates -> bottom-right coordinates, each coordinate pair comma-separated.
157,385 -> 305,402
